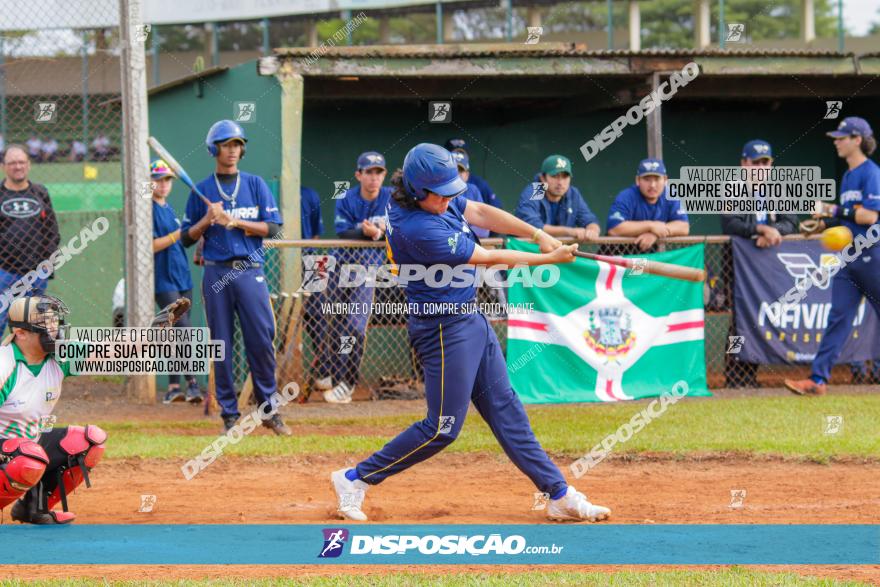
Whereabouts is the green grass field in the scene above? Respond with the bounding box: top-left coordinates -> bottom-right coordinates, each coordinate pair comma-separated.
100,394 -> 880,461
0,569 -> 873,586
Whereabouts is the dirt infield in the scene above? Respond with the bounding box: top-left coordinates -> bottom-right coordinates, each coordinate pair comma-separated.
2,454 -> 879,584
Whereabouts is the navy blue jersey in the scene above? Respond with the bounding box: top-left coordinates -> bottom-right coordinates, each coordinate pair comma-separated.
334,186 -> 393,236
606,185 -> 688,230
301,186 -> 324,239
468,173 -> 501,208
460,184 -> 489,238
386,196 -> 478,314
152,201 -> 192,294
839,159 -> 880,238
515,176 -> 598,229
181,172 -> 283,262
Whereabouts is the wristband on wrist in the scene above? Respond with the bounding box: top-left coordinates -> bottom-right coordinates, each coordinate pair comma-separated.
834,205 -> 854,220
168,232 -> 177,244
531,228 -> 543,242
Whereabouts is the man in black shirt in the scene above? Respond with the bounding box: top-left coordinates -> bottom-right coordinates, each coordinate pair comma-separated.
0,145 -> 61,333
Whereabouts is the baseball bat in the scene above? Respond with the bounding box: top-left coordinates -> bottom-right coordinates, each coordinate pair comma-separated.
147,136 -> 211,205
573,250 -> 706,282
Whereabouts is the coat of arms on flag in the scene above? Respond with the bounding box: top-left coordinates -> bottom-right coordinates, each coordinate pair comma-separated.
506,241 -> 709,403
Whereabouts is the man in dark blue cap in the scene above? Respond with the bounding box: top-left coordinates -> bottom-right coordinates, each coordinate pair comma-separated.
721,140 -> 798,388
445,138 -> 502,209
607,158 -> 689,251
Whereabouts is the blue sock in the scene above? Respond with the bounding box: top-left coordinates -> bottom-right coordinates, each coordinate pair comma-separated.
345,468 -> 360,482
550,486 -> 568,500
809,375 -> 825,385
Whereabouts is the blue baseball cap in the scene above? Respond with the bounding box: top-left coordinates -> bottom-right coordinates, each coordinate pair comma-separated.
356,151 -> 386,171
444,138 -> 468,152
742,139 -> 773,161
451,150 -> 469,170
637,158 -> 666,177
827,117 -> 874,139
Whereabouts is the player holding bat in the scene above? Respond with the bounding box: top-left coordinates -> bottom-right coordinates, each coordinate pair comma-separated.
179,120 -> 291,436
331,143 -> 611,522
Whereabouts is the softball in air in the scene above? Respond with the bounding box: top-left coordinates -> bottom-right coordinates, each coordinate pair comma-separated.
820,225 -> 853,252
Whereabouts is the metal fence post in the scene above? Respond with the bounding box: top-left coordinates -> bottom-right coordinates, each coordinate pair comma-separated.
119,0 -> 156,403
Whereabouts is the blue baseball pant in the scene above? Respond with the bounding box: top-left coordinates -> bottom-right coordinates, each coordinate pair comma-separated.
354,311 -> 568,497
812,254 -> 880,384
202,264 -> 277,418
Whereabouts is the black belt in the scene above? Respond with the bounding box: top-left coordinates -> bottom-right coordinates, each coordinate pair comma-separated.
204,260 -> 262,270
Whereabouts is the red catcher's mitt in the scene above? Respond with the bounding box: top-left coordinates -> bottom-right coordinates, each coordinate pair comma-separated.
150,298 -> 191,328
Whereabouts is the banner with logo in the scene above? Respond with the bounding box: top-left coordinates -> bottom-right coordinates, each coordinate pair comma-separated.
505,241 -> 709,403
2,524 -> 876,564
732,237 -> 880,364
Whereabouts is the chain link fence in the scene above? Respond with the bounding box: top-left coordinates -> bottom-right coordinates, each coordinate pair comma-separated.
219,235 -> 875,405
0,6 -> 130,334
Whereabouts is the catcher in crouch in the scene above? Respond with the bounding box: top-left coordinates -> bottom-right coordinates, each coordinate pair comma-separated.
0,294 -> 187,524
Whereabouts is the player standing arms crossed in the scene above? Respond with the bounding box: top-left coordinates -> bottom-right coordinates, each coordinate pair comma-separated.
181,120 -> 290,435
785,117 -> 880,396
331,143 -> 611,523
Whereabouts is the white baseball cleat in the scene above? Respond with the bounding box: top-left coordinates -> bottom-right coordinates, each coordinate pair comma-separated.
331,468 -> 369,521
314,376 -> 333,391
546,486 -> 611,522
324,382 -> 354,404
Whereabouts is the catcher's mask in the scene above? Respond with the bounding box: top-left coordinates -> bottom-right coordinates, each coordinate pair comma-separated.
3,295 -> 70,353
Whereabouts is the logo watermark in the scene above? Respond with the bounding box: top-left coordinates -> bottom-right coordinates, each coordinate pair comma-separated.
529,182 -> 547,201
824,101 -> 842,120
429,101 -> 452,123
34,102 -> 57,123
132,24 -> 151,43
319,528 -> 349,558
581,62 -> 699,163
729,489 -> 746,508
823,415 -> 843,435
570,380 -> 689,478
139,494 -> 157,513
525,27 -> 543,44
332,181 -> 350,199
726,335 -> 744,354
531,492 -> 550,511
726,23 -> 745,42
181,382 -> 300,480
234,102 -> 256,123
338,336 -> 355,355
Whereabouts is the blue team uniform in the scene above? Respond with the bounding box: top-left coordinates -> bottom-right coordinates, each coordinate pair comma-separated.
468,173 -> 501,209
325,185 -> 393,387
353,196 -> 568,498
152,201 -> 193,294
460,184 -> 489,238
181,172 -> 283,418
301,186 -> 324,240
515,176 -> 599,229
811,159 -> 880,384
606,184 -> 689,230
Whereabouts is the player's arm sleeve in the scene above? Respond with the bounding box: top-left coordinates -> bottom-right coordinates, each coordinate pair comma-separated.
513,192 -> 544,229
720,214 -> 755,237
862,171 -> 880,211
180,192 -> 205,247
334,198 -> 363,238
668,199 -> 689,224
256,177 -> 283,225
605,193 -> 632,230
41,188 -> 62,254
573,191 -> 599,227
410,220 -> 476,267
771,214 -> 800,236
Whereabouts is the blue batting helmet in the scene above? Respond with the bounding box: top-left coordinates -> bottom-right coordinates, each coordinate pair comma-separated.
205,120 -> 247,157
402,143 -> 467,201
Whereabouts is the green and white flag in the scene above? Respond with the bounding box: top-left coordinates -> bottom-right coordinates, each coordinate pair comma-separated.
506,241 -> 709,403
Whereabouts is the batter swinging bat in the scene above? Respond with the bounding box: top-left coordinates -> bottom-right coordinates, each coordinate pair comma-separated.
573,250 -> 706,282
